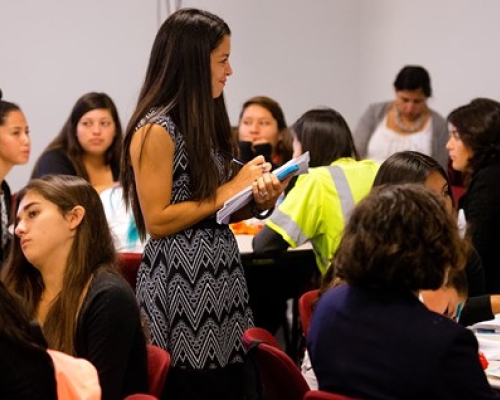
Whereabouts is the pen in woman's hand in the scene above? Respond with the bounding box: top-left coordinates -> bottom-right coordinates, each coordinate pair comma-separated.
219,149 -> 246,167
231,157 -> 245,167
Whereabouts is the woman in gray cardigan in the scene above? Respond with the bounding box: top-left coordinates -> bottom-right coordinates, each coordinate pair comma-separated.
353,65 -> 449,169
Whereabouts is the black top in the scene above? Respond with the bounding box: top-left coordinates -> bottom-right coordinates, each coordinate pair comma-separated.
461,247 -> 493,327
309,284 -> 500,400
460,160 -> 500,293
31,149 -> 120,181
75,271 -> 148,400
0,336 -> 57,400
0,180 -> 12,265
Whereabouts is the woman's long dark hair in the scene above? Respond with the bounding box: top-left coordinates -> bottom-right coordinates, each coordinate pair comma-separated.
0,281 -> 46,349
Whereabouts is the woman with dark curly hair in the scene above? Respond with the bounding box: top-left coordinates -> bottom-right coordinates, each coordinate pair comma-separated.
447,98 -> 500,293
308,185 -> 498,399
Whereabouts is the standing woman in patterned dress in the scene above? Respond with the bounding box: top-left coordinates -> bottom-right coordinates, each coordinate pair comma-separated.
121,8 -> 288,400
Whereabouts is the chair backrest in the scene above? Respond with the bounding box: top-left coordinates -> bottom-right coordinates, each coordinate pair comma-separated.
242,326 -> 281,349
304,389 -> 359,400
123,395 -> 158,400
243,328 -> 309,400
117,252 -> 142,291
146,344 -> 170,398
298,289 -> 320,337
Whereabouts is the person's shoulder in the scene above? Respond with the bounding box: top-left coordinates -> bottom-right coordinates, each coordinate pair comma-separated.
410,304 -> 472,344
137,109 -> 176,135
479,159 -> 500,173
45,147 -> 67,156
315,284 -> 349,310
289,166 -> 333,192
367,101 -> 392,114
333,157 -> 379,169
86,271 -> 135,304
32,148 -> 74,175
329,158 -> 380,181
471,161 -> 500,188
38,148 -> 70,162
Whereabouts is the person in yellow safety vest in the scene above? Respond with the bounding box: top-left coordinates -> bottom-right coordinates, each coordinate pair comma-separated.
253,107 -> 379,275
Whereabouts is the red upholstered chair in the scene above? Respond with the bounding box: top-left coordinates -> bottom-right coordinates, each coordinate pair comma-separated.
298,289 -> 320,337
117,252 -> 142,291
242,326 -> 281,349
243,327 -> 309,400
146,344 -> 170,398
304,390 -> 360,400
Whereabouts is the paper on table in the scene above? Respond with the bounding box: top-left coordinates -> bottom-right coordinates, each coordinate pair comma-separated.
470,315 -> 500,332
471,315 -> 500,361
216,152 -> 310,224
475,332 -> 500,361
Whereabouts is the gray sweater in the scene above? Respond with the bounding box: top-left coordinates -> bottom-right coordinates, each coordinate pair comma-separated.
353,101 -> 449,169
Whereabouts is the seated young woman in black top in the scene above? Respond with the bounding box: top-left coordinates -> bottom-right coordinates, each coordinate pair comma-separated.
2,175 -> 147,400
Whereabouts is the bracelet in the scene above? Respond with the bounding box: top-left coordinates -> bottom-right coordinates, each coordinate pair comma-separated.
251,201 -> 275,220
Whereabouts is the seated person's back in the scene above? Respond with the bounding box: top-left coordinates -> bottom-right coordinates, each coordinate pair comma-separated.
308,185 -> 498,399
253,107 -> 379,275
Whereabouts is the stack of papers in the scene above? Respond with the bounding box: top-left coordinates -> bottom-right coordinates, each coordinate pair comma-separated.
470,315 -> 500,332
216,152 -> 310,224
471,315 -> 500,360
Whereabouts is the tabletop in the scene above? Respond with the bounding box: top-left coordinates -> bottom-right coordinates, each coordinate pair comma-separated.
235,234 -> 312,255
486,361 -> 500,389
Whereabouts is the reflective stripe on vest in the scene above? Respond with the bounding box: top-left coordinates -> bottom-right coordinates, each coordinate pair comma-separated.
326,165 -> 355,222
270,208 -> 309,246
270,165 -> 355,264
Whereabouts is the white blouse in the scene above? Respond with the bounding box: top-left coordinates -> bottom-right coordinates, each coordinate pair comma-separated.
366,115 -> 432,165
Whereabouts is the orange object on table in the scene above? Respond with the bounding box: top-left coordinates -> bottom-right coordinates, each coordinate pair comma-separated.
479,352 -> 489,370
230,220 -> 264,235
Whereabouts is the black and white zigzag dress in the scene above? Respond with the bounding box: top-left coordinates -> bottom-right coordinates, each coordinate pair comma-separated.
135,112 -> 254,371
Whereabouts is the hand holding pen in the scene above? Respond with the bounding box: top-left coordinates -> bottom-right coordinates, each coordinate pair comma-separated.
231,155 -> 271,193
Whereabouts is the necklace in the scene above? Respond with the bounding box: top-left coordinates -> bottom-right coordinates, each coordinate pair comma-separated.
393,104 -> 426,133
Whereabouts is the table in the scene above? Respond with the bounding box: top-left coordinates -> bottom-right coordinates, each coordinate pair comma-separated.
235,234 -> 318,363
235,234 -> 313,254
487,361 -> 500,389
474,328 -> 500,390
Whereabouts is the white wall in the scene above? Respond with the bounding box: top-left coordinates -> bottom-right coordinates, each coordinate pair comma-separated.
356,0 -> 500,118
1,0 -> 500,192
